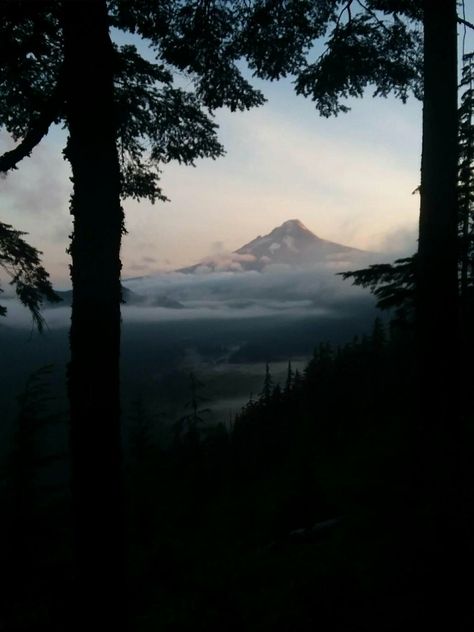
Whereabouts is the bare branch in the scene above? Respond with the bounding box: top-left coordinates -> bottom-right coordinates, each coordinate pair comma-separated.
458,16 -> 474,32
356,0 -> 392,35
336,0 -> 354,29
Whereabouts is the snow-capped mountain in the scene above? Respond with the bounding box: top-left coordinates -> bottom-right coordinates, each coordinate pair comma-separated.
179,219 -> 363,273
112,219 -> 374,316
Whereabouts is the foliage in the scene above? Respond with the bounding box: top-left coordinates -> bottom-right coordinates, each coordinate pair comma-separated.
3,319 -> 473,629
175,372 -> 211,441
0,1 -> 267,203
459,52 -> 474,296
238,0 -> 337,80
3,365 -> 63,510
0,1 -> 63,142
0,221 -> 60,330
0,365 -> 69,629
237,0 -> 423,116
294,7 -> 422,116
113,42 -> 226,203
110,0 -> 266,111
341,50 -> 474,319
340,256 -> 415,320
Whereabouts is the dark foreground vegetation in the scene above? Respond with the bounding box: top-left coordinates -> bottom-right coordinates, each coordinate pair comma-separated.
2,315 -> 473,631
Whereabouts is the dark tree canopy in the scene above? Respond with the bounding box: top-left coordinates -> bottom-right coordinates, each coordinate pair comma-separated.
237,0 -> 423,116
0,1 -> 269,202
293,3 -> 423,116
0,1 -> 427,184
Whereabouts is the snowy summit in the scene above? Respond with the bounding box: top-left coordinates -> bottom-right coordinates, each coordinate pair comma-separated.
179,219 -> 362,273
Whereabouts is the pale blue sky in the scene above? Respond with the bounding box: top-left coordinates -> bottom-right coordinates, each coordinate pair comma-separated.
1,9 -> 472,286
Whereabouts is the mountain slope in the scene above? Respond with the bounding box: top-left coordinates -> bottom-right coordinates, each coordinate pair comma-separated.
179,219 -> 363,273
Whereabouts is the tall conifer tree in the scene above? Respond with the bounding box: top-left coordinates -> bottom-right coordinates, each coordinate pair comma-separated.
0,2 -> 264,626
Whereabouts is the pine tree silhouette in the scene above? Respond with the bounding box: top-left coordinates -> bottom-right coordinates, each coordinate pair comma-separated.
260,362 -> 273,405
285,360 -> 294,395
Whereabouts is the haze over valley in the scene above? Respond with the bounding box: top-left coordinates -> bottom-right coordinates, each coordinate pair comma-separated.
0,218 -> 380,430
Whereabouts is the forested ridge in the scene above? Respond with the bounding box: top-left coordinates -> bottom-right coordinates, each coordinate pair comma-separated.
2,312 -> 473,629
1,1 -> 473,630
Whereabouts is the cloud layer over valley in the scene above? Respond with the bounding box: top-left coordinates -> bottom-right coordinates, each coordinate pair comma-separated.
1,259 -> 377,334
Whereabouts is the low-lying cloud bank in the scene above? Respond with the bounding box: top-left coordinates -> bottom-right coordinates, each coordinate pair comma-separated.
0,252 -> 383,331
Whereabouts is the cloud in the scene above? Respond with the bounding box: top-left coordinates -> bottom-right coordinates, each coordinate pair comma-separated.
1,130 -> 70,218
210,241 -> 226,254
119,255 -> 376,322
368,224 -> 418,258
194,251 -> 258,273
1,255 -> 377,331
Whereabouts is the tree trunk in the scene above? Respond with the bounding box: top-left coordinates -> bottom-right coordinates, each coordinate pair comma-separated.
415,2 -> 467,625
417,1 -> 459,427
62,1 -> 127,629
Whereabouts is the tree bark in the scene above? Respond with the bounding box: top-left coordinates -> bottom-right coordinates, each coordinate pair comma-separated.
415,2 -> 466,625
62,1 -> 127,629
417,0 -> 459,429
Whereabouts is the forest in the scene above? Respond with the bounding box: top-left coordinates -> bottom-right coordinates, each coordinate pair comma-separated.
0,1 -> 473,630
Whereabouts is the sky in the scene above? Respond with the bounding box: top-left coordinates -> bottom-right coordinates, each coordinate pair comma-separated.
1,11 -> 473,287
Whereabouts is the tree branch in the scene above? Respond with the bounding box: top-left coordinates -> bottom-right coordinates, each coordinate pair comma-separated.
0,71 -> 64,174
356,0 -> 392,35
458,16 -> 474,32
336,0 -> 353,29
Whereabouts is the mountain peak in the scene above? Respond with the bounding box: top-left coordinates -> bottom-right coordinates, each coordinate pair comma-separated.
269,219 -> 318,239
179,219 -> 362,273
280,219 -> 310,230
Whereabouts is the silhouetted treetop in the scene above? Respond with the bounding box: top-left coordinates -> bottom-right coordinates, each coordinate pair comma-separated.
260,362 -> 273,405
234,0 -> 423,116
238,0 -> 337,80
0,1 -> 270,202
294,8 -> 422,116
110,0 -> 266,111
113,42 -> 225,203
0,2 -> 62,142
0,0 -> 427,180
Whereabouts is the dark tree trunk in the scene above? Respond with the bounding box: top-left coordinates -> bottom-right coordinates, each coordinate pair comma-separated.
62,1 -> 127,629
417,0 -> 459,427
415,2 -> 467,625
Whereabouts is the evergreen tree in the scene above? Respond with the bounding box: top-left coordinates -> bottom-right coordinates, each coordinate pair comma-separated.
272,382 -> 282,404
0,221 -> 59,330
0,3 -> 265,625
340,256 -> 416,323
284,360 -> 294,395
341,48 -> 474,330
293,369 -> 304,392
370,317 -> 386,353
128,398 -> 155,464
239,1 -> 463,427
260,362 -> 274,405
176,372 -> 211,440
1,367 -> 63,613
458,52 -> 474,307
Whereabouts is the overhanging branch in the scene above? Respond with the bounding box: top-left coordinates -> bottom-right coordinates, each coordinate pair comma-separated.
458,16 -> 474,32
0,70 -> 64,174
